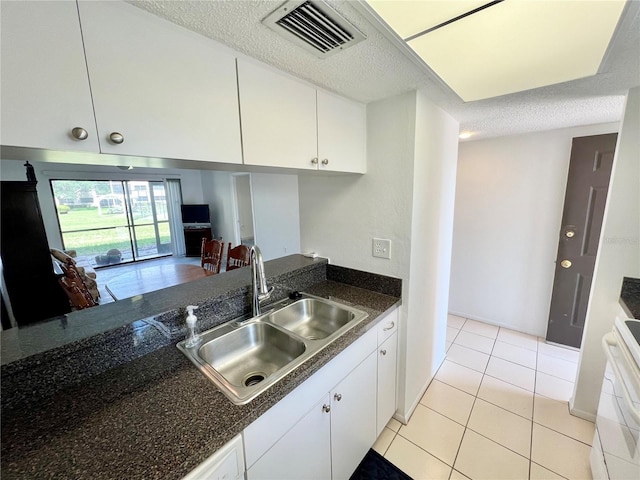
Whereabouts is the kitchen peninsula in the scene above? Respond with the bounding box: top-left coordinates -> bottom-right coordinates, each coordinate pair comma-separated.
1,255 -> 401,479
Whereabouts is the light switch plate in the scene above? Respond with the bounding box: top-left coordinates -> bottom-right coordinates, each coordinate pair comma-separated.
372,238 -> 391,259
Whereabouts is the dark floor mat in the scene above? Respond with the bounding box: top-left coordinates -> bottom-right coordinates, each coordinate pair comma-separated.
349,448 -> 413,480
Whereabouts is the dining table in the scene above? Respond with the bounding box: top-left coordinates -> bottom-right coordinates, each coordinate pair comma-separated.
105,263 -> 214,301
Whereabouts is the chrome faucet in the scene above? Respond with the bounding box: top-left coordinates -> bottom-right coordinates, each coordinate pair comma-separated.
251,245 -> 273,317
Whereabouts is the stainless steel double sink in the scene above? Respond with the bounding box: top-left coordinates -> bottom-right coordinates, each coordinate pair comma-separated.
177,293 -> 369,404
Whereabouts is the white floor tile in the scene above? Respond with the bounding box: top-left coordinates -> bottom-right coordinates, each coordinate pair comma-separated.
447,326 -> 461,343
530,462 -> 565,480
535,372 -> 575,403
386,417 -> 402,432
454,429 -> 530,480
497,328 -> 539,351
372,427 -> 395,455
435,360 -> 484,396
449,470 -> 470,480
420,379 -> 475,426
477,374 -> 534,419
448,314 -> 466,329
467,398 -> 532,458
461,319 -> 499,339
486,356 -> 536,391
537,353 -> 578,382
385,435 -> 452,480
492,341 -> 537,369
446,344 -> 490,373
538,341 -> 580,364
399,404 -> 465,466
531,424 -> 592,480
446,341 -> 453,352
533,395 -> 595,445
453,330 -> 495,354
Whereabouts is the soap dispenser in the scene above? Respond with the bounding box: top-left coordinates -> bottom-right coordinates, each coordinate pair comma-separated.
185,305 -> 201,348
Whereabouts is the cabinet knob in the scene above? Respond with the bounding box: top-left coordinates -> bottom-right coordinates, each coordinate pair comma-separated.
71,127 -> 88,140
109,132 -> 125,144
334,393 -> 342,402
322,404 -> 331,413
380,349 -> 387,356
311,157 -> 318,165
321,158 -> 329,166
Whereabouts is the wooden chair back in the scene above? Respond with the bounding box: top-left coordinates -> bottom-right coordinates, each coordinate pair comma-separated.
226,243 -> 251,271
201,238 -> 224,273
58,262 -> 97,310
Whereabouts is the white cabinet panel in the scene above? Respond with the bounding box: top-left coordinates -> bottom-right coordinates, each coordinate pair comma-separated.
377,332 -> 398,436
182,434 -> 244,480
247,395 -> 331,480
77,1 -> 242,163
0,1 -> 99,152
317,91 -> 366,174
331,352 -> 377,480
237,59 -> 318,170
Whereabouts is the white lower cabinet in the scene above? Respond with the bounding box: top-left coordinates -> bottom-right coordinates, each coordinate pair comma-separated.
244,307 -> 399,480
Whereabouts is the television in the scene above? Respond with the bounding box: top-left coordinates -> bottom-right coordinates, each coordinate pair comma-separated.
181,204 -> 210,224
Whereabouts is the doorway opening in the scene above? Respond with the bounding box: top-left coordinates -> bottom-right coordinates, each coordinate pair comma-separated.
231,174 -> 256,247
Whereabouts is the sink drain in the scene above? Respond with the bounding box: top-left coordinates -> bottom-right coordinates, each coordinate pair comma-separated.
244,373 -> 266,387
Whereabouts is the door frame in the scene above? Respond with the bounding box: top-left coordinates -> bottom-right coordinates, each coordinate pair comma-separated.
230,173 -> 256,247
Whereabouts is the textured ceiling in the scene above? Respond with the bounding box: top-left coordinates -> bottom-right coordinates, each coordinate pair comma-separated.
127,0 -> 640,140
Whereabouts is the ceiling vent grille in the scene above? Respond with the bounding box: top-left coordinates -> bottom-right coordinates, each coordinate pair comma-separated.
262,0 -> 366,58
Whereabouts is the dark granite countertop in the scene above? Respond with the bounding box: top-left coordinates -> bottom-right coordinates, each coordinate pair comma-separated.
620,277 -> 640,319
1,273 -> 401,479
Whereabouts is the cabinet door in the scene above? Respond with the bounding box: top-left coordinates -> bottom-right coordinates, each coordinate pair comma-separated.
0,1 -> 99,152
317,90 -> 366,174
247,395 -> 331,480
330,352 -> 377,480
238,59 -> 318,170
77,1 -> 242,164
377,331 -> 398,436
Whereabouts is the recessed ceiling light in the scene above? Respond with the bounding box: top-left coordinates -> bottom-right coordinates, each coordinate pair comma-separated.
367,0 -> 627,102
459,132 -> 473,139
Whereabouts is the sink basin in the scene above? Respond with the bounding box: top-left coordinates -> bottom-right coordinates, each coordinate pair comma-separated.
198,322 -> 306,388
177,293 -> 368,404
267,298 -> 355,340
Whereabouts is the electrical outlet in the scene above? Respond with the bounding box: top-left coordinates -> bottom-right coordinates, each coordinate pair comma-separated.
372,238 -> 391,259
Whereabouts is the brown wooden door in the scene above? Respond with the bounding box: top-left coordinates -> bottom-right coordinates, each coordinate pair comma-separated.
546,133 -> 618,348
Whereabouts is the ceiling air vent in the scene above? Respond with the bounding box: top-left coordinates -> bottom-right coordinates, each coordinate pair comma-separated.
262,0 -> 366,58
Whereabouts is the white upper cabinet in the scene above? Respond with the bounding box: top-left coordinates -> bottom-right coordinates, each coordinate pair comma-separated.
317,91 -> 367,174
77,1 -> 242,164
238,59 -> 366,173
237,59 -> 318,170
0,1 -> 99,152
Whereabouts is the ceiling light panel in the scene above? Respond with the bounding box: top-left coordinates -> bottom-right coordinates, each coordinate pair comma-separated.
367,0 -> 489,39
407,0 -> 626,102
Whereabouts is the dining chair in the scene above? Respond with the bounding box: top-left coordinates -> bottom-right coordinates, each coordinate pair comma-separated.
226,243 -> 251,271
58,262 -> 97,310
201,238 -> 224,274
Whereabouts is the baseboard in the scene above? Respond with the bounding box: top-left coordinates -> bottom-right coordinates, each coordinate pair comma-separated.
395,375 -> 434,424
569,396 -> 597,422
448,310 -> 543,338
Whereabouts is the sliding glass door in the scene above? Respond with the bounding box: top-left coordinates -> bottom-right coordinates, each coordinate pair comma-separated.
51,179 -> 176,267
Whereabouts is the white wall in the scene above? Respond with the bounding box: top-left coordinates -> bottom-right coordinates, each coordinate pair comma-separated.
449,122 -> 618,336
571,87 -> 640,419
251,173 -> 300,261
0,159 -> 204,249
299,91 -> 459,421
201,170 -> 236,243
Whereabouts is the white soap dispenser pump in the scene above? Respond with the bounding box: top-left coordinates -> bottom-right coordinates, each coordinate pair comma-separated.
185,305 -> 201,348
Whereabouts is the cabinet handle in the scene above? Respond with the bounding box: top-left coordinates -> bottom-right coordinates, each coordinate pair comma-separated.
71,127 -> 88,140
311,157 -> 318,165
321,159 -> 329,166
322,404 -> 331,413
380,349 -> 387,356
334,393 -> 342,402
383,321 -> 395,331
109,132 -> 125,144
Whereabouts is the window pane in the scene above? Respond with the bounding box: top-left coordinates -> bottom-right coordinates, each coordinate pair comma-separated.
61,227 -> 132,267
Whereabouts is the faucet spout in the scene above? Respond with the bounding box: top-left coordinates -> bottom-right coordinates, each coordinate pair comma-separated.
251,245 -> 272,317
